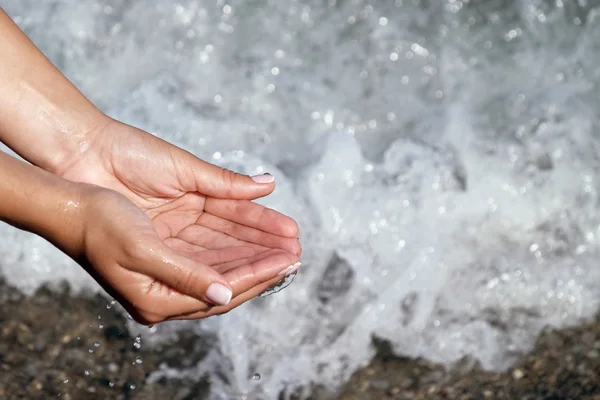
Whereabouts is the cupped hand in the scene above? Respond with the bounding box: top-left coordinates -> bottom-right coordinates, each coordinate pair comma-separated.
57,117 -> 302,324
78,185 -> 300,325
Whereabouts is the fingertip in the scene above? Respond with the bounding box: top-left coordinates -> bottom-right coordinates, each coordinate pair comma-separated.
284,219 -> 301,238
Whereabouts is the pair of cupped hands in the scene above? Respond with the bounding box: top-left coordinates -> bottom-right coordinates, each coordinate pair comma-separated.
48,117 -> 302,325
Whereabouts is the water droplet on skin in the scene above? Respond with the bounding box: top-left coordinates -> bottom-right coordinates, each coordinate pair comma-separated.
252,373 -> 261,380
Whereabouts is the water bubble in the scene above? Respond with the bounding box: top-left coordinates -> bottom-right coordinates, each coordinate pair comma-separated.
252,373 -> 261,380
106,300 -> 116,309
133,334 -> 142,349
135,356 -> 143,364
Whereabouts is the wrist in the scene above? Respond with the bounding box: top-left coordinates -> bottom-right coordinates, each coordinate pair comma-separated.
0,151 -> 87,258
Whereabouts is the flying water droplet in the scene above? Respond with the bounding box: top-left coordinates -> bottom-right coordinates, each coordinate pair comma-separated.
133,334 -> 142,349
106,300 -> 116,309
84,370 -> 90,376
252,373 -> 261,380
135,356 -> 143,364
129,384 -> 136,390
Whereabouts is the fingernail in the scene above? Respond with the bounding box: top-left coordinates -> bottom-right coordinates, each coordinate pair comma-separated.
278,262 -> 302,276
251,173 -> 275,183
206,283 -> 232,306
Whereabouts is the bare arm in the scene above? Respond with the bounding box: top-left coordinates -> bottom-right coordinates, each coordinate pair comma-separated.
0,8 -> 105,173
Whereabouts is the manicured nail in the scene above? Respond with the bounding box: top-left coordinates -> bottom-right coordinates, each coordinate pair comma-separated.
251,173 -> 275,183
206,283 -> 232,306
278,262 -> 302,276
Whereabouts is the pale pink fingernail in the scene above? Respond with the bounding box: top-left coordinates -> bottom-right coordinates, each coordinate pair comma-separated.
251,173 -> 275,183
278,262 -> 302,276
206,283 -> 232,306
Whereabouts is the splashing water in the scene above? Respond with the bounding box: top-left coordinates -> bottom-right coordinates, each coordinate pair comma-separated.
3,0 -> 600,398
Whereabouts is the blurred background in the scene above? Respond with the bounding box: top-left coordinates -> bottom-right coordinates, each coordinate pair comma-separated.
2,0 -> 600,399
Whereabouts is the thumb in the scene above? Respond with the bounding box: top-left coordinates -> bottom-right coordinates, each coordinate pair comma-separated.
183,153 -> 276,199
131,242 -> 234,306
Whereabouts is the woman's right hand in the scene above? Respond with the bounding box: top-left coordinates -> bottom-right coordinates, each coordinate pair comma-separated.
76,184 -> 301,325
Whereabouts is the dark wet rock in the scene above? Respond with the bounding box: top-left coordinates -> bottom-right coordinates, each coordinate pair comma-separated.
0,279 -> 204,400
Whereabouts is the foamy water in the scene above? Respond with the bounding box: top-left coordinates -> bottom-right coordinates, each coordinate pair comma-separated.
3,0 -> 600,398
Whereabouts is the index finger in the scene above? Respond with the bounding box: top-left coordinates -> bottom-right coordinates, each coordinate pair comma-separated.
204,198 -> 300,238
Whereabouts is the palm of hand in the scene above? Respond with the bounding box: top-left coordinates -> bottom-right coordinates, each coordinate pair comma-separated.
59,121 -> 301,323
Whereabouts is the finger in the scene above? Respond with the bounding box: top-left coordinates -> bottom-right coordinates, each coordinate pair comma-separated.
210,248 -> 294,274
196,213 -> 302,255
164,237 -> 259,265
221,249 -> 299,288
176,224 -> 270,252
180,150 -> 277,199
125,241 -> 234,307
204,198 -> 300,237
166,271 -> 299,321
114,251 -> 299,322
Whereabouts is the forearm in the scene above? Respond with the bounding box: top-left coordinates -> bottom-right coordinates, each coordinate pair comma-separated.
0,149 -> 84,257
0,8 -> 106,174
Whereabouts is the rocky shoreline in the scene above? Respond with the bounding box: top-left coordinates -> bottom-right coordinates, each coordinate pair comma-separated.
2,279 -> 600,399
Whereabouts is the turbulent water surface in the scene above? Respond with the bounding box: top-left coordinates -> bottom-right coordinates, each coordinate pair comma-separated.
3,0 -> 600,398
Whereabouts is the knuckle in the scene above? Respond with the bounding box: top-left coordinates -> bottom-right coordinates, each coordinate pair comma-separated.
172,267 -> 198,294
219,168 -> 239,194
